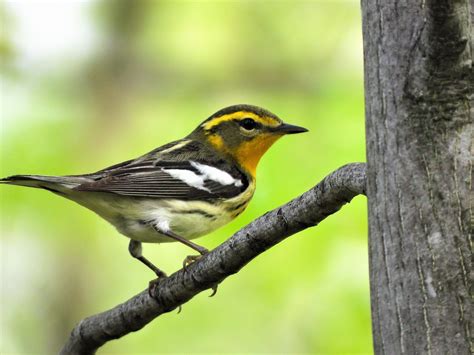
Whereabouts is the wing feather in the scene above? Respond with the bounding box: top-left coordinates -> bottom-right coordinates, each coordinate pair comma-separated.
74,159 -> 248,199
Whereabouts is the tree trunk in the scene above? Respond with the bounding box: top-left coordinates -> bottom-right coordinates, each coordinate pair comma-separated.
362,1 -> 473,354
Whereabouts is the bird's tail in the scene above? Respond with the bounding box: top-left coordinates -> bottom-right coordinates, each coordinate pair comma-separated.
0,174 -> 86,193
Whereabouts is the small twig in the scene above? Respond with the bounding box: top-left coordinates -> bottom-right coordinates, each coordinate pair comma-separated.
60,163 -> 367,355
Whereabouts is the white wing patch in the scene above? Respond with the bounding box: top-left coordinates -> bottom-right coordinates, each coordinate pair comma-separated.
191,161 -> 243,187
162,168 -> 210,191
161,161 -> 243,192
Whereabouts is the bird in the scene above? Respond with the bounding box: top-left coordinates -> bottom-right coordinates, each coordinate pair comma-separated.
1,104 -> 308,280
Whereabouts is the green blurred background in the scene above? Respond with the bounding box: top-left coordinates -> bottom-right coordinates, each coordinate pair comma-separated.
0,0 -> 369,353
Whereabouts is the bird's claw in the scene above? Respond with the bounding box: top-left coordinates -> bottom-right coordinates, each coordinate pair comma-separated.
182,254 -> 202,269
148,279 -> 159,298
209,284 -> 219,297
148,274 -> 182,313
147,272 -> 168,298
181,250 -> 218,296
182,247 -> 209,270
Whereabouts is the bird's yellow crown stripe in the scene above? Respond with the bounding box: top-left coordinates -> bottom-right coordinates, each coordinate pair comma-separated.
202,111 -> 280,130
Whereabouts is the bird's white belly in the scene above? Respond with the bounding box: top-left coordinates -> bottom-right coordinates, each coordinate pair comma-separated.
68,184 -> 254,244
83,195 -> 234,243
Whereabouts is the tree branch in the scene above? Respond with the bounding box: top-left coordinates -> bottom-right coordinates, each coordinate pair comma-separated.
60,163 -> 367,355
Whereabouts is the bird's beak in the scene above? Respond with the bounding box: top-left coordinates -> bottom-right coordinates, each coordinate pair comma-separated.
274,122 -> 309,135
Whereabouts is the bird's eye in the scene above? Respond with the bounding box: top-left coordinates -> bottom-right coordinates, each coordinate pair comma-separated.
239,118 -> 258,131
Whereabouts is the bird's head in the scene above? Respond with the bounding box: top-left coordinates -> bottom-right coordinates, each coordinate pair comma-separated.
190,104 -> 308,177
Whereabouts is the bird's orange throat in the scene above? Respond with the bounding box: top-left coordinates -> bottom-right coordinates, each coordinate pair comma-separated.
206,133 -> 282,177
234,134 -> 281,177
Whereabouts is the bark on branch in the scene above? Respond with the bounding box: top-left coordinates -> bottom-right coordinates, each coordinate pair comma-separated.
60,163 -> 367,355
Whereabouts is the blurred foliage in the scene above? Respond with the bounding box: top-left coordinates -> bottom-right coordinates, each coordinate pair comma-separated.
0,0 -> 370,354
0,4 -> 16,76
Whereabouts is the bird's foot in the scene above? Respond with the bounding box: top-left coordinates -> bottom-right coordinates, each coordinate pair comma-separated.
147,273 -> 182,313
182,247 -> 209,270
182,254 -> 203,269
182,249 -> 218,296
147,271 -> 168,298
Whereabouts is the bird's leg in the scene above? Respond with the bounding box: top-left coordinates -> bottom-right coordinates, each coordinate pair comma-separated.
129,240 -> 168,298
128,240 -> 167,278
156,228 -> 209,256
152,225 -> 209,267
152,226 -> 218,296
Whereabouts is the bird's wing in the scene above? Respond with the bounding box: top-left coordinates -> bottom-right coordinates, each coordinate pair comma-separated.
74,159 -> 248,200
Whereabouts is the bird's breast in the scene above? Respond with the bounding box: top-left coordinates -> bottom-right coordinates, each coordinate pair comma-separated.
74,182 -> 256,244
113,183 -> 255,243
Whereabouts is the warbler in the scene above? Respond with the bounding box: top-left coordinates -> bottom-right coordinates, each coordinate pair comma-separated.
1,104 -> 307,278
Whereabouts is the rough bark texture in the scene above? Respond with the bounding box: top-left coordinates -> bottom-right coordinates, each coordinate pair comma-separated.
60,163 -> 366,354
362,1 -> 473,354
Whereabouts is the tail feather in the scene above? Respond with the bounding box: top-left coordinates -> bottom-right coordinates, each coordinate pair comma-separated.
1,174 -> 86,192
